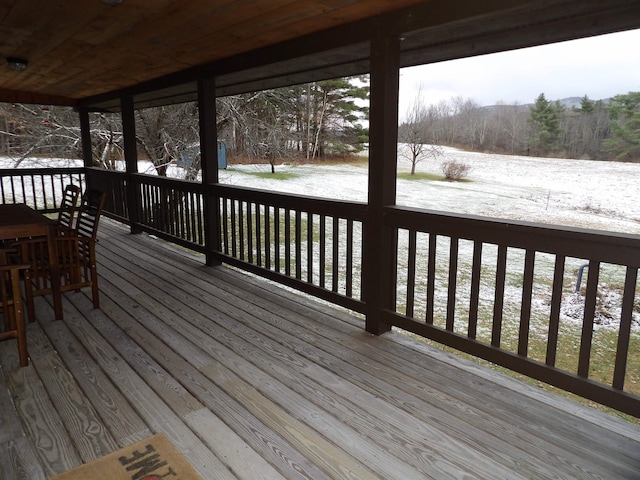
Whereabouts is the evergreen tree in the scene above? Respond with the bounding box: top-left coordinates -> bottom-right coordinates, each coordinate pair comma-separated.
579,95 -> 595,113
528,93 -> 561,155
301,76 -> 369,158
604,91 -> 640,160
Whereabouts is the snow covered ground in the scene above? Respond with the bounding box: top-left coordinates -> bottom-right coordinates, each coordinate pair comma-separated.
4,146 -> 638,235
221,146 -> 640,235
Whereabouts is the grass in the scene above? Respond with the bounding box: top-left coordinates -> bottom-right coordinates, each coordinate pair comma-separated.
397,172 -> 443,181
230,169 -> 300,181
397,171 -> 474,182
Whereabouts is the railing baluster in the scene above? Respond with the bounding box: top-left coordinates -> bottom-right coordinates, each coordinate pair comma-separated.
492,245 -> 507,347
230,199 -> 237,258
332,216 -> 339,293
285,208 -> 291,276
197,192 -> 204,245
295,210 -> 302,280
405,229 -> 417,318
307,212 -> 314,284
274,206 -> 280,273
518,249 -> 535,356
319,215 -> 326,289
188,192 -> 195,242
613,266 -> 638,390
446,237 -> 459,331
39,174 -> 46,209
265,205 -> 271,269
256,203 -> 262,267
578,260 -> 600,378
546,255 -> 565,367
426,233 -> 436,325
19,176 -> 26,205
468,240 -> 482,339
238,200 -> 245,261
247,202 -> 254,264
222,198 -> 229,255
346,218 -> 353,299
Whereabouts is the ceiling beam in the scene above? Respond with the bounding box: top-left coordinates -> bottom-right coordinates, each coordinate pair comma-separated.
0,88 -> 76,107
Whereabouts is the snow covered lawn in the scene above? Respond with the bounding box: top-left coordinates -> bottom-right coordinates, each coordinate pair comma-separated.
222,146 -> 640,235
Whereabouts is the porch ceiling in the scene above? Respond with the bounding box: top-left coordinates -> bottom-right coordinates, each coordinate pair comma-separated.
1,0 -> 640,111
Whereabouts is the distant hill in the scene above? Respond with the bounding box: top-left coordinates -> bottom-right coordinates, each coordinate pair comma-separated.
482,96 -> 610,112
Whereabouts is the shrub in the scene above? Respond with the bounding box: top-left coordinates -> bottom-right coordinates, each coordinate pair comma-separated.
441,160 -> 471,181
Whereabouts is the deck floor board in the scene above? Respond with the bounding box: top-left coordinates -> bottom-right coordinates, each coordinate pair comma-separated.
1,219 -> 639,479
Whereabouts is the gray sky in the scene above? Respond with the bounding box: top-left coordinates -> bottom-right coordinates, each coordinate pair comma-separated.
398,28 -> 640,118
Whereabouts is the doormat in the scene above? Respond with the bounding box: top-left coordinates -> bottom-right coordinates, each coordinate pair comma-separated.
51,433 -> 203,480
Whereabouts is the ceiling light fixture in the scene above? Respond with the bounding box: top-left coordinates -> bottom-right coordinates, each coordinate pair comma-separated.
6,57 -> 28,71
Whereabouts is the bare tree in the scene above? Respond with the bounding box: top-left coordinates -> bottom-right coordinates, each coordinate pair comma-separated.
135,103 -> 200,178
398,86 -> 443,174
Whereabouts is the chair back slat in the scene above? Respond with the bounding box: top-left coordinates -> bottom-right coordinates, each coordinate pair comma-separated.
75,189 -> 106,240
57,184 -> 81,230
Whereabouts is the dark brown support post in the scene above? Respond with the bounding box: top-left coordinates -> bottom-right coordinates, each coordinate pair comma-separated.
78,107 -> 94,194
121,95 -> 141,233
78,108 -> 93,169
198,77 -> 221,266
363,27 -> 400,335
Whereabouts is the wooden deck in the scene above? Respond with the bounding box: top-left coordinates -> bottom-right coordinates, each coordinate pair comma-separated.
1,220 -> 639,480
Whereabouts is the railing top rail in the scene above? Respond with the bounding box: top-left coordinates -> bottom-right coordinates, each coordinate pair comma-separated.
85,167 -> 126,176
0,167 -> 85,175
386,205 -> 640,266
214,183 -> 368,219
130,172 -> 204,190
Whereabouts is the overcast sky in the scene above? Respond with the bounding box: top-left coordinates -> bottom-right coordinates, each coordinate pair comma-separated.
398,28 -> 640,119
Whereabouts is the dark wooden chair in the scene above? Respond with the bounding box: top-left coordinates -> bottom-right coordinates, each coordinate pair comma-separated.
0,263 -> 31,367
16,188 -> 107,316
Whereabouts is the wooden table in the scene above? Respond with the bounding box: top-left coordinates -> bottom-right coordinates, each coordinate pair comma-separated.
0,203 -> 63,320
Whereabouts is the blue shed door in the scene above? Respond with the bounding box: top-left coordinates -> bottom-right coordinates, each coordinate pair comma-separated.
217,142 -> 227,169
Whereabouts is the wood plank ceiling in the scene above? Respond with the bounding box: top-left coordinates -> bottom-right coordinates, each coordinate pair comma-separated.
0,0 -> 426,106
1,0 -> 640,110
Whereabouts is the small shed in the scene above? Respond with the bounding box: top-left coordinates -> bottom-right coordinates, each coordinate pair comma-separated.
178,142 -> 227,170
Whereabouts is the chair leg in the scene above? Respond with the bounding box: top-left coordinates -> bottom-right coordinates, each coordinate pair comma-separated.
8,270 -> 29,367
16,312 -> 28,367
23,269 -> 36,323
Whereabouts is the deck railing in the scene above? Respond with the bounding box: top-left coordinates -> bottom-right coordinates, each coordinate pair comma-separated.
385,206 -> 640,416
212,184 -> 367,313
0,167 -> 85,212
134,173 -> 206,251
85,168 -> 128,223
3,167 -> 639,416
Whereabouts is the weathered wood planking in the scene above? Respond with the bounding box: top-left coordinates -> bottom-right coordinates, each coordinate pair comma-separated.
99,221 -> 640,478
0,342 -> 83,477
98,238 -> 495,478
1,219 -> 639,480
0,437 -> 46,480
57,297 -> 238,480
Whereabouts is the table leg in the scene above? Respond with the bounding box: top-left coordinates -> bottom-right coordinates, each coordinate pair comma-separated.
47,225 -> 63,320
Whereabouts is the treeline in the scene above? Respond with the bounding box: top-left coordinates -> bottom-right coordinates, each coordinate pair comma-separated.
2,81 -> 639,180
399,92 -> 640,161
0,77 -> 370,178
